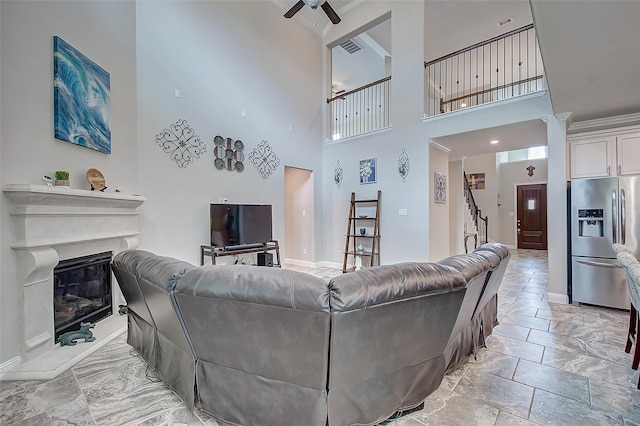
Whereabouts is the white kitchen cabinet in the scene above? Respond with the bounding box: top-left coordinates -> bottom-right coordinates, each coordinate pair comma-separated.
568,126 -> 640,179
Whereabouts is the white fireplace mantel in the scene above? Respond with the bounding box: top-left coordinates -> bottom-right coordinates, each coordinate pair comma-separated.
2,184 -> 147,380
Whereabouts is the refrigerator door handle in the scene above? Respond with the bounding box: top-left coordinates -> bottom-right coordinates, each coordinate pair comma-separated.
612,189 -> 617,243
576,260 -> 622,268
621,188 -> 626,245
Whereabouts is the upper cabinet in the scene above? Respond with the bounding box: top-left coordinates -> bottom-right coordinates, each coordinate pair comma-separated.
568,126 -> 640,179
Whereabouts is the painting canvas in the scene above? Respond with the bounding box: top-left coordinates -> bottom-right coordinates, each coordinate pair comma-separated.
54,36 -> 111,154
467,172 -> 485,189
359,158 -> 377,184
434,172 -> 446,203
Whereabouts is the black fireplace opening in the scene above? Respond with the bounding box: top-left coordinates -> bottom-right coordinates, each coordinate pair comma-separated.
54,251 -> 113,342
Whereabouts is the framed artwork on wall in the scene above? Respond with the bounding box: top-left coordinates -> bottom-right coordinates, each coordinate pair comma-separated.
360,158 -> 377,184
53,36 -> 111,154
467,172 -> 485,189
434,172 -> 446,203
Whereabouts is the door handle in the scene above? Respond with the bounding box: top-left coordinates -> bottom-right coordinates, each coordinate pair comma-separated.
612,189 -> 617,243
576,260 -> 622,268
621,188 -> 626,245
619,164 -> 622,175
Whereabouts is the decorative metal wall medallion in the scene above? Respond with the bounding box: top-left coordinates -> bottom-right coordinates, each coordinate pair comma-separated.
155,119 -> 206,168
249,140 -> 280,179
527,165 -> 536,177
334,160 -> 343,188
398,148 -> 410,182
214,135 -> 244,172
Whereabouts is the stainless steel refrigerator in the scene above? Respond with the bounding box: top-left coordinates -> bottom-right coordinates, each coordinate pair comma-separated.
571,176 -> 640,310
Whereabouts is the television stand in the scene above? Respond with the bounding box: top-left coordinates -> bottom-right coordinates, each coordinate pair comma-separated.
200,240 -> 281,266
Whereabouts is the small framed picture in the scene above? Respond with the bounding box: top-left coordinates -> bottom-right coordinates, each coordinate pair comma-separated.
359,158 -> 377,184
434,172 -> 446,203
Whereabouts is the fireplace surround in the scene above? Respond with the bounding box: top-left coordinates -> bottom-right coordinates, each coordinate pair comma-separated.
1,184 -> 146,380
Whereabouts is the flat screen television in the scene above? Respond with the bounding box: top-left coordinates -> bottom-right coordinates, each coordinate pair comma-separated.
210,204 -> 273,248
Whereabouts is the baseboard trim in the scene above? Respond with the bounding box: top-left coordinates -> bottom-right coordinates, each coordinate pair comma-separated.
318,261 -> 343,270
547,292 -> 569,305
283,258 -> 317,269
0,356 -> 21,378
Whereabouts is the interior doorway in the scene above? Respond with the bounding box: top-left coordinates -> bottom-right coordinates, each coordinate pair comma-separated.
284,166 -> 315,265
516,183 -> 548,250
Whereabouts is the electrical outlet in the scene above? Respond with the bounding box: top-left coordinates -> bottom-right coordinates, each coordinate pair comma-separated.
303,249 -> 307,255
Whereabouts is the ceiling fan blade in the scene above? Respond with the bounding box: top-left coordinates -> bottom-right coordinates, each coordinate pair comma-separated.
321,1 -> 341,24
284,0 -> 305,18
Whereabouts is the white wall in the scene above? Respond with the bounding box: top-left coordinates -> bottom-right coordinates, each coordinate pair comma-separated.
429,143 -> 450,261
135,1 -> 323,265
0,0 -> 137,363
448,160 -> 465,255
463,153 -> 498,241
497,158 -> 548,246
285,167 -> 314,265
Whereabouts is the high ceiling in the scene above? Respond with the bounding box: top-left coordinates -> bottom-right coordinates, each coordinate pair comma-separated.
274,0 -> 640,157
531,0 -> 640,123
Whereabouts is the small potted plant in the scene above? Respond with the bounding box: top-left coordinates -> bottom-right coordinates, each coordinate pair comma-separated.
54,170 -> 70,187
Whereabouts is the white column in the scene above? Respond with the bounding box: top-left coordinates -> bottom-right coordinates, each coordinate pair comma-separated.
547,113 -> 570,303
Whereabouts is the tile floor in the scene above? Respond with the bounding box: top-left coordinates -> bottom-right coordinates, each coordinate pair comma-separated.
1,249 -> 639,425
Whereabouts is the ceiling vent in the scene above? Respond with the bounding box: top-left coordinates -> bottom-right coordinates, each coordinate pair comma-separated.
497,17 -> 514,27
340,39 -> 362,54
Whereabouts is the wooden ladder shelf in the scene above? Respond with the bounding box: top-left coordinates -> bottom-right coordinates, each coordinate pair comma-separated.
342,190 -> 381,273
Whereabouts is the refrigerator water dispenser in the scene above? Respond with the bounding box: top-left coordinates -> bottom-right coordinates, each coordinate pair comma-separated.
577,209 -> 604,238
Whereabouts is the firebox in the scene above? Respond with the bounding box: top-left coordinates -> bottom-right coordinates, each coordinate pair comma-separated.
53,251 -> 113,342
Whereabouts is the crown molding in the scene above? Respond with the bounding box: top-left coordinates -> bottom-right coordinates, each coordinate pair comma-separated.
429,140 -> 452,153
568,112 -> 640,134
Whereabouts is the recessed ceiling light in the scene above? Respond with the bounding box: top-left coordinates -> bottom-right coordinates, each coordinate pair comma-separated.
490,140 -> 499,145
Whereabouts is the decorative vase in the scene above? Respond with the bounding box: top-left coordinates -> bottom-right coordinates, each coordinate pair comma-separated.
360,228 -> 366,235
357,243 -> 365,253
54,179 -> 70,187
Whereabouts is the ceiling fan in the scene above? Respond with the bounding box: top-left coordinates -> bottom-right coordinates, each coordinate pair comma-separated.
284,0 -> 341,25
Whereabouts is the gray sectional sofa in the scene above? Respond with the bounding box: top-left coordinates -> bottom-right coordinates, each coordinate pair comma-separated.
111,243 -> 509,426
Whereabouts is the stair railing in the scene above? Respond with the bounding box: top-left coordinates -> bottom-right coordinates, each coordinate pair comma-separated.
464,172 -> 489,251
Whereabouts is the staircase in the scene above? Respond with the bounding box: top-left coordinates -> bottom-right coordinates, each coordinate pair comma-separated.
463,172 -> 488,253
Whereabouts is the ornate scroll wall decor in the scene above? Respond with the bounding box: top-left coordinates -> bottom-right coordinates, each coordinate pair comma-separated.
249,140 -> 280,179
398,148 -> 410,182
155,119 -> 206,168
334,160 -> 343,188
214,136 -> 245,172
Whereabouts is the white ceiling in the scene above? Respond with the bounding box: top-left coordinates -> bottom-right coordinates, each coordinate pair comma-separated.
530,0 -> 640,122
274,0 -> 640,158
434,119 -> 547,160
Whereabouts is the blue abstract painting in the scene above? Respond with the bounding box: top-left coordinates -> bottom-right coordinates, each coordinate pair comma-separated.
54,36 -> 111,154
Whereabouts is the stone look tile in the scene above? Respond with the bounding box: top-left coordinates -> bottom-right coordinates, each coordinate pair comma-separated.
440,365 -> 467,392
487,334 -> 545,363
453,369 -> 534,418
414,387 -> 499,425
513,359 -> 590,404
504,306 -> 539,317
529,389 -> 623,425
535,308 -> 576,322
136,405 -> 206,426
494,410 -> 541,426
587,338 -> 636,364
610,361 -> 640,389
0,371 -> 86,425
590,379 -> 640,424
466,351 -> 519,380
548,320 -> 605,341
492,322 -> 531,341
527,328 -> 587,354
501,313 -> 550,331
541,346 -> 614,383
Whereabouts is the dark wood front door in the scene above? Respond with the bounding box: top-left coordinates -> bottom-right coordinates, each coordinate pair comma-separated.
517,183 -> 548,250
